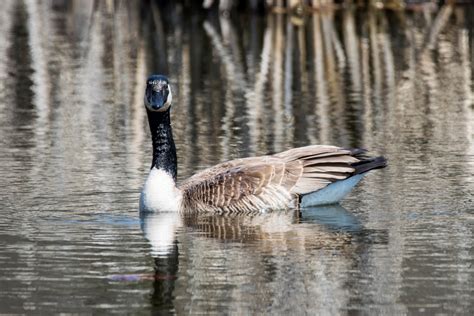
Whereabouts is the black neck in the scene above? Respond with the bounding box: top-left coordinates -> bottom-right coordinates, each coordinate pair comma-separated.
146,108 -> 177,181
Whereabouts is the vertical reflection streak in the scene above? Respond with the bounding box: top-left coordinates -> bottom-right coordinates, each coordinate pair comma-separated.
331,18 -> 346,70
313,13 -> 329,144
203,20 -> 247,160
460,29 -> 474,177
130,43 -> 147,176
322,11 -> 347,144
179,42 -> 193,176
426,5 -> 453,50
25,0 -> 50,121
0,1 -> 14,99
343,9 -> 361,100
24,0 -> 52,196
361,27 -> 373,144
284,17 -> 294,143
379,11 -> 396,148
272,14 -> 286,151
369,10 -> 382,127
247,17 -> 272,154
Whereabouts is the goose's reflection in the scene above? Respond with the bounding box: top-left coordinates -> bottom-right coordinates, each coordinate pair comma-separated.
140,204 -> 362,255
181,204 -> 364,242
300,204 -> 363,232
140,211 -> 183,257
182,209 -> 300,241
140,211 -> 181,313
140,205 -> 382,313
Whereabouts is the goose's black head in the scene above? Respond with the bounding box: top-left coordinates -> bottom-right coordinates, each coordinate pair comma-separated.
144,75 -> 172,112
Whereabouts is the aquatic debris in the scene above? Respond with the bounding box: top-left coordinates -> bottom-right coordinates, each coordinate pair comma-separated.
108,274 -> 177,282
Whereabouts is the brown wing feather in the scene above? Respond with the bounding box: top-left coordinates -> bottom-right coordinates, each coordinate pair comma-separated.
275,145 -> 358,194
179,157 -> 298,213
179,145 -> 385,213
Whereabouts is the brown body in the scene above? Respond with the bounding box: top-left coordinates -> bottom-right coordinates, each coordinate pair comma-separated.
179,145 -> 386,214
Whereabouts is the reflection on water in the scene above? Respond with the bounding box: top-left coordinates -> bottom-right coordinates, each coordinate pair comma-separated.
141,205 -> 362,249
0,0 -> 473,314
141,205 -> 386,315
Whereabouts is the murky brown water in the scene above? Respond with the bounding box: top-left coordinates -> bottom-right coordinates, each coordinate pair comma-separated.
0,1 -> 473,314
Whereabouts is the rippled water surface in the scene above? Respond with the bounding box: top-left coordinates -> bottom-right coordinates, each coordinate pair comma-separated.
0,1 -> 473,314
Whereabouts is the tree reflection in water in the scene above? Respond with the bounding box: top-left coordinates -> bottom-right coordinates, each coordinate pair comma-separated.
0,1 -> 472,314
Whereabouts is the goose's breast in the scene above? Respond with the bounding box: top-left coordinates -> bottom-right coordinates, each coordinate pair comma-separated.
140,168 -> 182,212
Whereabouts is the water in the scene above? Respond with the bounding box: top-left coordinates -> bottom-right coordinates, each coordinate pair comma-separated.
0,1 -> 473,314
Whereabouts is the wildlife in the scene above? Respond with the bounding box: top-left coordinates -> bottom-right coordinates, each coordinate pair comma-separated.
139,75 -> 387,214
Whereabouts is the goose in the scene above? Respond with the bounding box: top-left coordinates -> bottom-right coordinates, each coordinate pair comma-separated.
139,75 -> 387,213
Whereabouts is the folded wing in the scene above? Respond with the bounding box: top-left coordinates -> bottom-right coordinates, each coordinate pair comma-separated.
179,145 -> 386,213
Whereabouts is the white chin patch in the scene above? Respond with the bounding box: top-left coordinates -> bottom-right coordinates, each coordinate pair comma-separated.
161,87 -> 172,111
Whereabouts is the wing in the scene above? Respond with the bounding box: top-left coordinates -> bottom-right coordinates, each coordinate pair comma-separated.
179,145 -> 386,213
274,145 -> 386,194
274,145 -> 357,194
179,157 -> 299,213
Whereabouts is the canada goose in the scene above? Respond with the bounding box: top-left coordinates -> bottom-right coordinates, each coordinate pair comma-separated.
139,75 -> 387,213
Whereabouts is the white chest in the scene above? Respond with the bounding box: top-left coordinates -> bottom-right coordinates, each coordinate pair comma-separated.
139,168 -> 182,212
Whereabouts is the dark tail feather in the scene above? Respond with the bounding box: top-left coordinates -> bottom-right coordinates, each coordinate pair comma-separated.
352,156 -> 387,174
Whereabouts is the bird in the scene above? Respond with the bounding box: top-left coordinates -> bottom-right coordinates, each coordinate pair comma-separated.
139,75 -> 387,214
